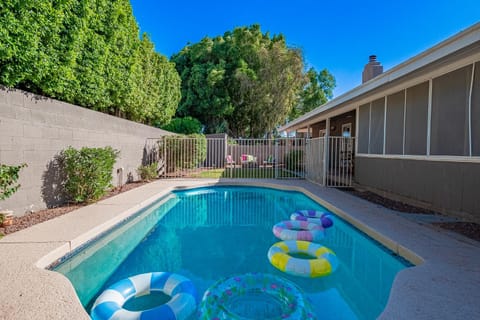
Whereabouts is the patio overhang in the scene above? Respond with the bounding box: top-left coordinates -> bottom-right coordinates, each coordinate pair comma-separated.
280,22 -> 480,133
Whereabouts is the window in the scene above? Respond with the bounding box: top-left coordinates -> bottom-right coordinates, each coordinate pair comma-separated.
404,82 -> 429,155
431,65 -> 472,156
341,123 -> 352,137
341,123 -> 353,152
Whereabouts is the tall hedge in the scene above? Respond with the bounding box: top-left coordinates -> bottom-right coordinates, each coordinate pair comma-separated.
0,0 -> 180,126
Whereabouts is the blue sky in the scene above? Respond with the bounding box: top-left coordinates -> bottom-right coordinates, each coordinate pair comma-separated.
130,0 -> 479,97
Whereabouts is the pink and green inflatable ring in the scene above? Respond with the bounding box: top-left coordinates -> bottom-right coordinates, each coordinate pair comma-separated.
198,272 -> 315,319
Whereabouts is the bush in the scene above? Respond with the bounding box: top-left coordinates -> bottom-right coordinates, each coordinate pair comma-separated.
161,134 -> 207,172
61,146 -> 119,203
161,117 -> 203,134
0,163 -> 27,201
137,163 -> 158,181
285,150 -> 304,171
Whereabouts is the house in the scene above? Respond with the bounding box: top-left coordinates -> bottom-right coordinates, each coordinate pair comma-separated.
279,23 -> 480,222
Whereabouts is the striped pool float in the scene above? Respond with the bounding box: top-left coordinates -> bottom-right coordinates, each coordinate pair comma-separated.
290,210 -> 334,228
272,220 -> 325,242
268,240 -> 338,277
90,272 -> 198,320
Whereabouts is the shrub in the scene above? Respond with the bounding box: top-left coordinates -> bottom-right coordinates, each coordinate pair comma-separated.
285,150 -> 304,171
161,117 -> 203,134
161,134 -> 207,172
61,146 -> 119,203
0,163 -> 27,201
137,163 -> 158,181
186,134 -> 207,169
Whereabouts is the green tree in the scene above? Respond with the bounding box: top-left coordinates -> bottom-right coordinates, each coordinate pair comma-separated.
290,68 -> 336,120
126,34 -> 181,125
172,37 -> 233,133
161,117 -> 203,134
229,39 -> 304,137
172,24 -> 332,138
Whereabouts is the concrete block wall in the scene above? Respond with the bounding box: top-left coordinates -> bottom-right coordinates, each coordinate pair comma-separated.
0,87 -> 173,215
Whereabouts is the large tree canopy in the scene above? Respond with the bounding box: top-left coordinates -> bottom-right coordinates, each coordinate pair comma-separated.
172,24 -> 328,138
0,0 -> 180,126
290,68 -> 336,120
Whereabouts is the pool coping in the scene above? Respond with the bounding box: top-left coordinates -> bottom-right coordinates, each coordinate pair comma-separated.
1,179 -> 479,319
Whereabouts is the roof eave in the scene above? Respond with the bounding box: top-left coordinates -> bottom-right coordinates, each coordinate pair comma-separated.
280,22 -> 480,132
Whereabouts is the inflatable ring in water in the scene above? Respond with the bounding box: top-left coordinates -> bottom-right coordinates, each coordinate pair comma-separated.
268,240 -> 338,277
91,272 -> 198,320
273,220 -> 325,242
290,210 -> 334,228
198,272 -> 315,319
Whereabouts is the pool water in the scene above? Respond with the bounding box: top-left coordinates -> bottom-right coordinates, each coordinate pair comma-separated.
53,186 -> 411,320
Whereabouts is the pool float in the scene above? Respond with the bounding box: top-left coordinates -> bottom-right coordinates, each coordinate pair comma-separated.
198,272 -> 315,319
290,210 -> 334,228
273,220 -> 325,242
91,272 -> 198,320
268,240 -> 338,277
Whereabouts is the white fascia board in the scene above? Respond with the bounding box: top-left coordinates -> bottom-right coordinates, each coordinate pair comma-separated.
280,22 -> 480,132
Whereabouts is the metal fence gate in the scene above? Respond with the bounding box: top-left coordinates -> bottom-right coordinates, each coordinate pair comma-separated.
144,137 -> 306,179
305,137 -> 355,187
144,136 -> 354,186
305,137 -> 326,184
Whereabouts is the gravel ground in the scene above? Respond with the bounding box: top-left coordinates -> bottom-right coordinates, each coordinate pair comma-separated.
431,222 -> 480,242
2,182 -> 479,243
345,189 -> 480,242
346,189 -> 439,214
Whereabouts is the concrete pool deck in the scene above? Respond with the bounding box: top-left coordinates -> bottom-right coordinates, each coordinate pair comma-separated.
1,179 -> 479,319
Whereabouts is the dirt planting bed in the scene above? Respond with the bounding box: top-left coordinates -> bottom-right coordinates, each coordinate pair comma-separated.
0,181 -> 149,236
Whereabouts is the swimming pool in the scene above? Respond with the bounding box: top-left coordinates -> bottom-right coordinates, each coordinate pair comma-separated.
53,186 -> 411,319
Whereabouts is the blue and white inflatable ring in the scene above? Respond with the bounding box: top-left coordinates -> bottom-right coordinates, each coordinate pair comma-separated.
91,272 -> 198,320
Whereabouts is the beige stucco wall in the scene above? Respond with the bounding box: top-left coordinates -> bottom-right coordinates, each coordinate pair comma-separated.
0,87 -> 173,215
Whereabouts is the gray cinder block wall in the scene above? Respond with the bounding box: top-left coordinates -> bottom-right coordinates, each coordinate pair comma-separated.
0,87 -> 173,216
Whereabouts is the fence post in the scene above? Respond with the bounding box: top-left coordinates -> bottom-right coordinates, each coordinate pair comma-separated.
323,122 -> 330,186
163,136 -> 167,178
275,139 -> 279,179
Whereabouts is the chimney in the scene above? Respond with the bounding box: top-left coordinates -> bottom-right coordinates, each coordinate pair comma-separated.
362,55 -> 383,83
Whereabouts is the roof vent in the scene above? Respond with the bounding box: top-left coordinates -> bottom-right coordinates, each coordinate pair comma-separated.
362,55 -> 383,83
